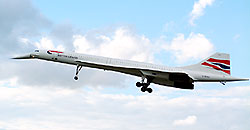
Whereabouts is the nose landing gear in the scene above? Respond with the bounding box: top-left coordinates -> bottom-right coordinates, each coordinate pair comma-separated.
74,76 -> 78,80
74,65 -> 82,80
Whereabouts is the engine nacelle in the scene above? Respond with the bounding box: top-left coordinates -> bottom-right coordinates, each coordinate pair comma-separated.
169,73 -> 191,82
173,82 -> 194,89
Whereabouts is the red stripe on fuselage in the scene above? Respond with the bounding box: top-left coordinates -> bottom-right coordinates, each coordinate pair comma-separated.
48,50 -> 63,53
207,58 -> 230,65
201,62 -> 230,75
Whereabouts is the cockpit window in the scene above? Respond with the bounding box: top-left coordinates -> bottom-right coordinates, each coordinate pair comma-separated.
35,50 -> 39,52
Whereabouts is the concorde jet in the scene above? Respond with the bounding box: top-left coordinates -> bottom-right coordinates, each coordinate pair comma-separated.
13,50 -> 248,93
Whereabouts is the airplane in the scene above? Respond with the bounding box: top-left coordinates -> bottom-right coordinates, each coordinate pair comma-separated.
13,49 -> 248,93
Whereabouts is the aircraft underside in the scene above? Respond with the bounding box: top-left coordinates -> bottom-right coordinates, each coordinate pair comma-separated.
73,62 -> 194,93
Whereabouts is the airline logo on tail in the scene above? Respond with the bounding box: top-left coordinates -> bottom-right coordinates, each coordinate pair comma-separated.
201,58 -> 230,75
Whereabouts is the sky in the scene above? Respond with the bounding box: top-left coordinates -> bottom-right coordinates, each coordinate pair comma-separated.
0,0 -> 250,129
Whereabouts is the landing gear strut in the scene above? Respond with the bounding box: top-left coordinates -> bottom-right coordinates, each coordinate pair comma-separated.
74,65 -> 82,80
136,76 -> 153,93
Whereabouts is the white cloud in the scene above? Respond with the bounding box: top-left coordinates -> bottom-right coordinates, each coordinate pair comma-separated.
0,84 -> 249,130
73,27 -> 156,63
0,1 -> 249,130
0,77 -> 18,87
18,37 -> 30,45
163,21 -> 176,33
189,0 -> 215,26
4,27 -> 158,89
197,86 -> 250,97
164,32 -> 214,63
6,27 -> 215,88
34,37 -> 65,51
173,115 -> 197,126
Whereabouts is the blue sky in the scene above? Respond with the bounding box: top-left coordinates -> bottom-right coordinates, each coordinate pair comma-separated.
32,0 -> 249,39
33,0 -> 194,36
0,0 -> 250,129
32,0 -> 250,73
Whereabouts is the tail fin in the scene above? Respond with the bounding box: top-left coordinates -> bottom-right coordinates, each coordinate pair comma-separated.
200,53 -> 231,75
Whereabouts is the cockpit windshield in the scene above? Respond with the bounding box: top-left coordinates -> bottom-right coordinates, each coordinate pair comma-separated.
35,50 -> 39,52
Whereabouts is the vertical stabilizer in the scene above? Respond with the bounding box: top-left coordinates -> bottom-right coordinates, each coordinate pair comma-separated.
200,53 -> 231,75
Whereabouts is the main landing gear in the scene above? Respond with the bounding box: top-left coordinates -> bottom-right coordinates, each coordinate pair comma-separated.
74,65 -> 82,80
136,76 -> 153,93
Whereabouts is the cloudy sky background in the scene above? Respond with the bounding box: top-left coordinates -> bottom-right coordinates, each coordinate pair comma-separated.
0,0 -> 250,129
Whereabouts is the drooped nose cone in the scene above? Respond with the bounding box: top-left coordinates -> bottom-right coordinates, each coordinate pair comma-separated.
12,53 -> 39,59
12,49 -> 40,59
12,54 -> 32,59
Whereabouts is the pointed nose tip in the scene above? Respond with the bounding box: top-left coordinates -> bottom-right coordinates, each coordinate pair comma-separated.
12,54 -> 32,59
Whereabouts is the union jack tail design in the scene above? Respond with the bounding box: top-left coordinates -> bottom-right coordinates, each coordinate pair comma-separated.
201,53 -> 231,75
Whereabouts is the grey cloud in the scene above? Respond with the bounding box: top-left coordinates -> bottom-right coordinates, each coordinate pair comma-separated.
2,60 -> 129,88
49,23 -> 80,51
0,0 -> 130,88
0,0 -> 51,55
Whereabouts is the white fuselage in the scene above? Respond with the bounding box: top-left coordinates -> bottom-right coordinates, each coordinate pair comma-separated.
32,50 -> 241,83
13,49 -> 247,92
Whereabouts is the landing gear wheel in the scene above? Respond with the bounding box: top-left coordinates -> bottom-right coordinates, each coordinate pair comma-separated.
136,82 -> 142,87
141,87 -> 147,92
136,76 -> 154,93
74,76 -> 78,80
147,88 -> 153,93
